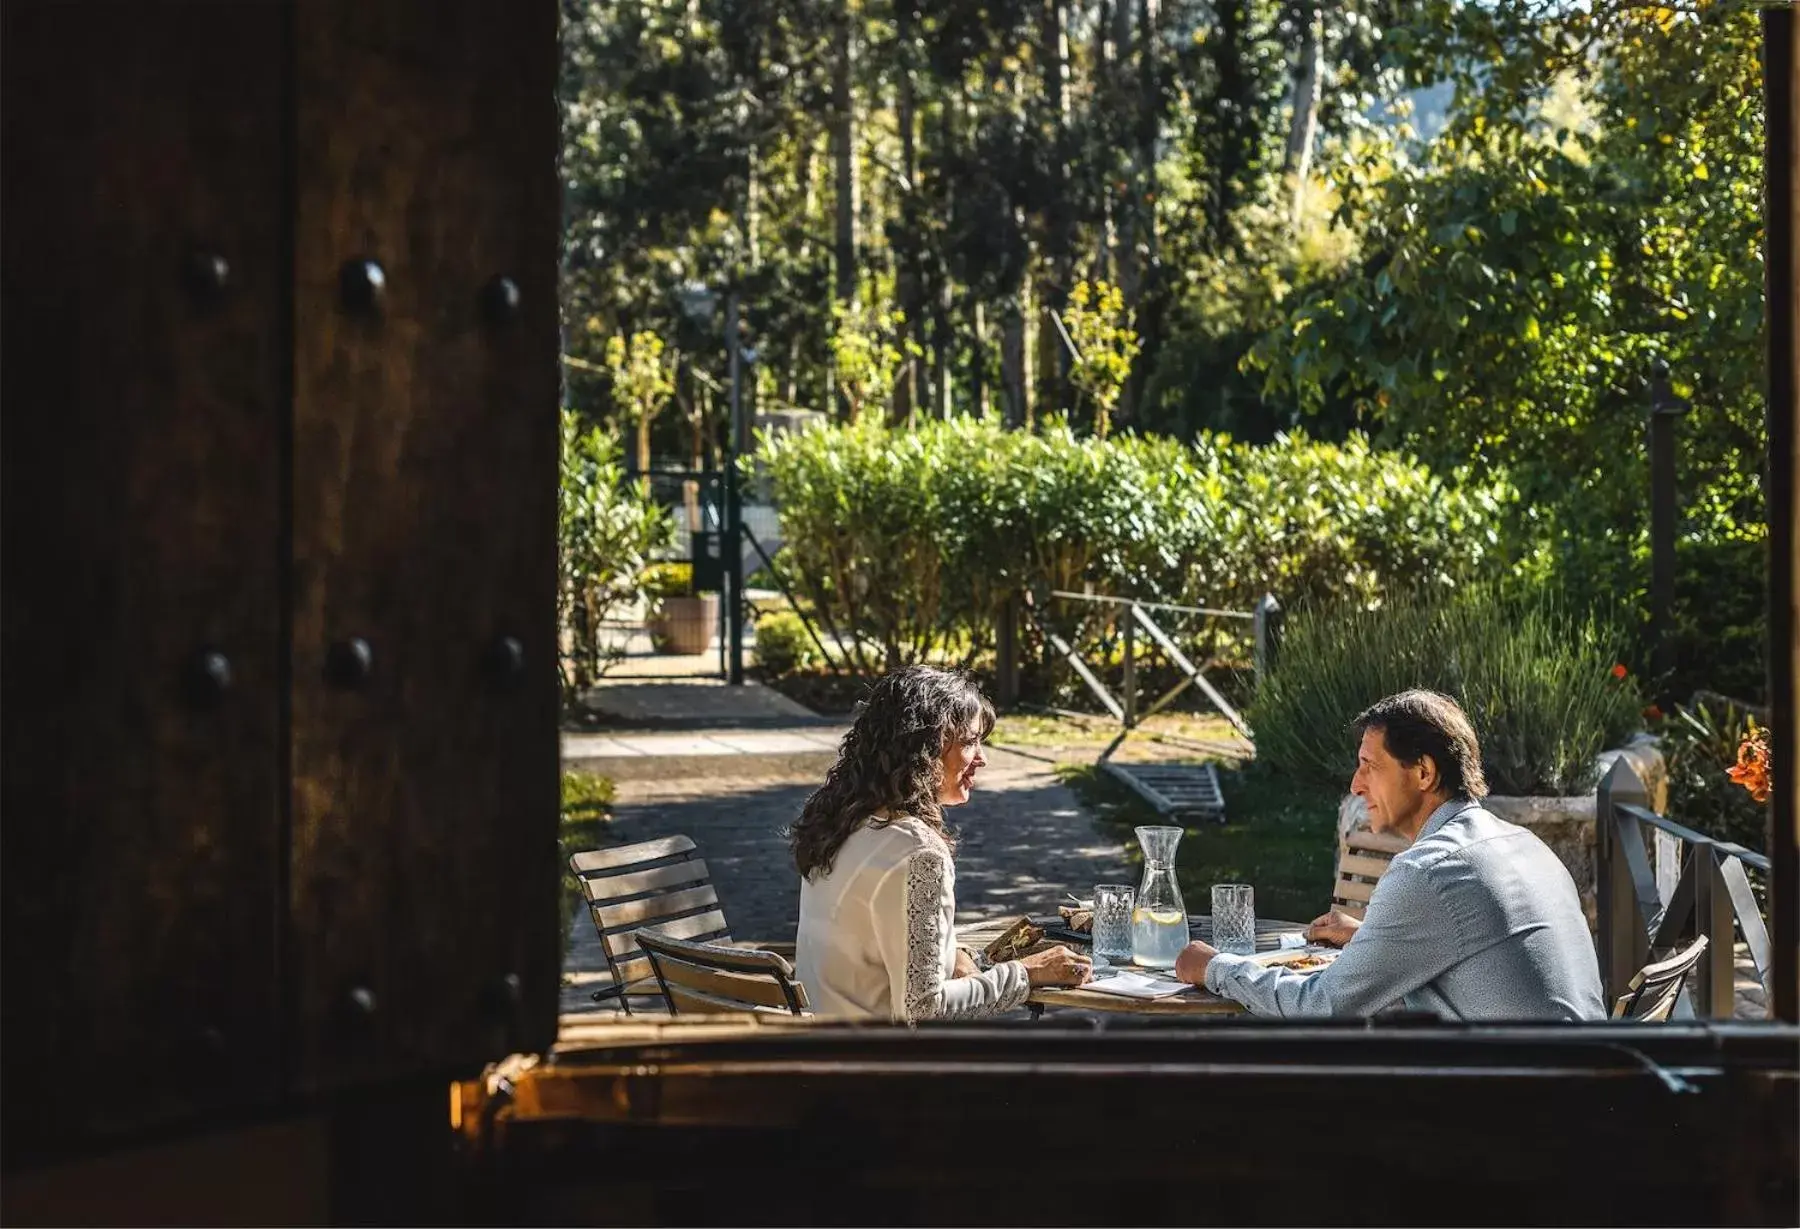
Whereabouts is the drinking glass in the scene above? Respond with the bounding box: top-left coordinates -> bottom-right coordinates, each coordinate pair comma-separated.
1211,883 -> 1256,956
1091,884 -> 1135,968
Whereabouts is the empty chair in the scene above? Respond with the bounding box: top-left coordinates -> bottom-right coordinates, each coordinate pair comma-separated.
570,835 -> 730,1013
1612,936 -> 1710,1022
1331,827 -> 1409,920
569,834 -> 794,1013
635,928 -> 811,1017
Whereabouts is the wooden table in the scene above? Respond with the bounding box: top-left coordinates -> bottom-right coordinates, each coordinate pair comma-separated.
958,915 -> 1311,1018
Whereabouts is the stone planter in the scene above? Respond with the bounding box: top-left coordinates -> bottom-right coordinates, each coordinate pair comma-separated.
648,594 -> 718,655
1337,734 -> 1667,932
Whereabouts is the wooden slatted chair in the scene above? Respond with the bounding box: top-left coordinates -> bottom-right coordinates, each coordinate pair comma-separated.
1331,827 -> 1410,919
569,835 -> 795,1013
635,928 -> 811,1017
570,835 -> 729,1013
1612,936 -> 1710,1022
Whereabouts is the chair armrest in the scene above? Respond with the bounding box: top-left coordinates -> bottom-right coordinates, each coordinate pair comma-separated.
732,940 -> 796,959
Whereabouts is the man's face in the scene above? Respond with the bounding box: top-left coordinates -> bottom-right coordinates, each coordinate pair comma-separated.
1350,727 -> 1434,836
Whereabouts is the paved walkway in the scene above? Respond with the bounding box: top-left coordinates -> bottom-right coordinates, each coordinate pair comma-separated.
571,677 -> 832,728
560,744 -> 1133,1015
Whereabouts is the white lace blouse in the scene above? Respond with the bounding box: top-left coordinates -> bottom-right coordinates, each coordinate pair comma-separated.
795,815 -> 1031,1021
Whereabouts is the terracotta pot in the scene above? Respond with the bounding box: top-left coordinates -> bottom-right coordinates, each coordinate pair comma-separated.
649,594 -> 718,655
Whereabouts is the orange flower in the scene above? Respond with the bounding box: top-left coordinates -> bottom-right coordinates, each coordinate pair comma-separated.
1727,731 -> 1771,804
1610,663 -> 1629,680
1642,704 -> 1663,721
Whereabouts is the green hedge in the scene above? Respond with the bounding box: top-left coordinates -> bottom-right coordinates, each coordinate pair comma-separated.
754,419 -> 1516,675
1247,587 -> 1645,797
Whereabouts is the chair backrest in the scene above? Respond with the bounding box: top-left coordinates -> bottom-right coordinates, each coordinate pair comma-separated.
634,928 -> 811,1016
1331,828 -> 1409,920
570,836 -> 732,1011
1612,935 -> 1710,1022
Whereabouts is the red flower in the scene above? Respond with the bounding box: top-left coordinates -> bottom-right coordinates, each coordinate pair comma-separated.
1610,663 -> 1629,680
1642,704 -> 1663,721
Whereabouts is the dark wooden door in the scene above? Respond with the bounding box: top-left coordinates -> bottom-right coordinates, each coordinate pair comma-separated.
2,0 -> 562,1158
1,0 -> 290,1156
286,0 -> 562,1094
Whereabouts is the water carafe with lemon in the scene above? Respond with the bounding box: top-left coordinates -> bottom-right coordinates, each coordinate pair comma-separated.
1131,825 -> 1188,968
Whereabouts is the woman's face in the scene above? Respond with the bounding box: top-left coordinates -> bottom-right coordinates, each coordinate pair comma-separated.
936,723 -> 988,807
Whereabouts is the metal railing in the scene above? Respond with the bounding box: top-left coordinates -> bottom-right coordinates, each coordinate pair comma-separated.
1021,589 -> 1286,750
1596,759 -> 1773,1018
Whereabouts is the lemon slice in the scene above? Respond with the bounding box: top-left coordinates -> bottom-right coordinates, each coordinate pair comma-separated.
1132,907 -> 1185,925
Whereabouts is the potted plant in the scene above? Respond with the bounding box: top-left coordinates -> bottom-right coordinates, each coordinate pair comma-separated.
641,562 -> 717,656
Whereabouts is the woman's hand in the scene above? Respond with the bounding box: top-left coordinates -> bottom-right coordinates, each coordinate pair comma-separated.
1305,909 -> 1362,948
952,947 -> 979,979
1018,944 -> 1092,987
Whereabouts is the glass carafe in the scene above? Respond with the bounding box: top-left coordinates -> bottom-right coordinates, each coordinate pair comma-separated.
1132,826 -> 1188,968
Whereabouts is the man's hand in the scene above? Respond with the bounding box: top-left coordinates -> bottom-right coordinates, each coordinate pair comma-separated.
1174,940 -> 1217,986
1305,909 -> 1362,948
952,947 -> 979,979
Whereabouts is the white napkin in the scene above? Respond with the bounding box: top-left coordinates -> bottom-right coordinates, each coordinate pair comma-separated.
1077,969 -> 1193,999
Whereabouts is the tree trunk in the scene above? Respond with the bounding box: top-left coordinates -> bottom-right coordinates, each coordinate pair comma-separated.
1097,0 -> 1117,284
893,3 -> 920,424
1211,0 -> 1246,250
1283,0 -> 1323,227
831,2 -> 857,309
1119,0 -> 1160,418
1037,0 -> 1072,416
973,298 -> 991,420
1002,296 -> 1027,429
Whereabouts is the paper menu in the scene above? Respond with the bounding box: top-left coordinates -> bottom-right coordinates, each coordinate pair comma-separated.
1077,969 -> 1193,1000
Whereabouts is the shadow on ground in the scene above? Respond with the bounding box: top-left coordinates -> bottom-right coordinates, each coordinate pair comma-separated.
560,756 -> 1131,1014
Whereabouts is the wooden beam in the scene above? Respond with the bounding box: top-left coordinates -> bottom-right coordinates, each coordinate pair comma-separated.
1763,3 -> 1798,1025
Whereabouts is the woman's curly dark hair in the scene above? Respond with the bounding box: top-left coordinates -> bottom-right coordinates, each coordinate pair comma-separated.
790,665 -> 995,880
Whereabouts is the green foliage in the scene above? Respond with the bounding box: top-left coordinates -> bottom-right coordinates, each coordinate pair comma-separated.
1249,586 -> 1645,797
559,411 -> 676,698
558,771 -> 617,960
1669,533 -> 1767,705
604,330 -> 675,475
1063,281 -> 1141,439
1140,194 -> 1362,442
829,299 -> 922,424
1243,2 -> 1767,699
756,418 -> 1514,676
604,331 -> 675,422
753,609 -> 820,677
1657,701 -> 1769,854
638,560 -> 694,601
1059,761 -> 1342,925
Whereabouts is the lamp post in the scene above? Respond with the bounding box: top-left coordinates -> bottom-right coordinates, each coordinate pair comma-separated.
676,281 -> 749,685
724,292 -> 746,685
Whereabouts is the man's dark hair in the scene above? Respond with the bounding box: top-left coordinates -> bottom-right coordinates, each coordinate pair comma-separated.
1352,690 -> 1488,800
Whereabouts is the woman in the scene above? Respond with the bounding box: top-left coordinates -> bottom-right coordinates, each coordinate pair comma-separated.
791,665 -> 1091,1020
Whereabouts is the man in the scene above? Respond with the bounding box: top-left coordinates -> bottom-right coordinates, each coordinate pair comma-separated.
1175,689 -> 1607,1020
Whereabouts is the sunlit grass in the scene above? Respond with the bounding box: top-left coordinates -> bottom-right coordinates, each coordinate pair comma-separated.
1056,761 -> 1341,925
